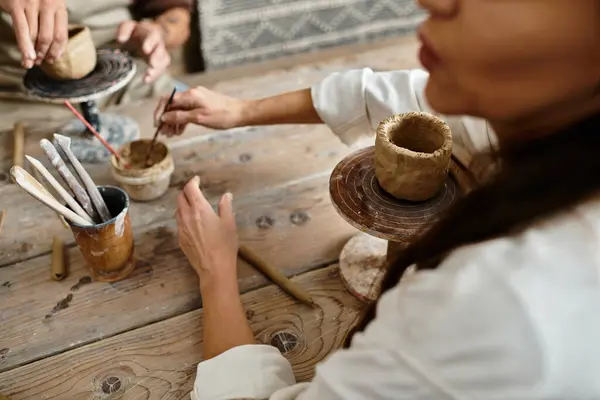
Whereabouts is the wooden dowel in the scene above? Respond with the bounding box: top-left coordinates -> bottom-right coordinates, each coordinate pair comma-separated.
12,122 -> 24,168
0,210 -> 5,236
238,244 -> 314,307
51,236 -> 67,281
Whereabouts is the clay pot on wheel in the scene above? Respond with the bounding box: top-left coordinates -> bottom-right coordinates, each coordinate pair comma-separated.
375,112 -> 452,202
40,25 -> 97,80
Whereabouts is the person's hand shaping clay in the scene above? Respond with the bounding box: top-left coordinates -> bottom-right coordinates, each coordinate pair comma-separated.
176,176 -> 238,278
116,20 -> 171,83
0,0 -> 68,68
154,87 -> 248,136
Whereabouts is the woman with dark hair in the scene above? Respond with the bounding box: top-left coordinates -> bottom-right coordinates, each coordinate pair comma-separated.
163,0 -> 600,398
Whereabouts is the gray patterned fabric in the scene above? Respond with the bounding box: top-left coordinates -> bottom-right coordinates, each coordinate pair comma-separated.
198,0 -> 425,69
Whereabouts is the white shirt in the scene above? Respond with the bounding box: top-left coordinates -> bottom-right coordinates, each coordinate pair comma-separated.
191,69 -> 600,400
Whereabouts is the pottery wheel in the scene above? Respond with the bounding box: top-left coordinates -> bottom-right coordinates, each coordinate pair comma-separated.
339,233 -> 388,303
22,49 -> 136,103
330,146 -> 460,242
22,49 -> 139,163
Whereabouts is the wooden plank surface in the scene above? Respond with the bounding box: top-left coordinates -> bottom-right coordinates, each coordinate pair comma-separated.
0,124 -> 350,266
0,173 -> 358,372
0,265 -> 363,399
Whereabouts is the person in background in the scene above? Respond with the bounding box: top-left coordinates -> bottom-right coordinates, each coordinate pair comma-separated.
0,0 -> 191,105
162,0 -> 600,398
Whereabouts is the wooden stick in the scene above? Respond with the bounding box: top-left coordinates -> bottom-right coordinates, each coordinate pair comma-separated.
0,210 -> 5,235
28,157 -> 73,229
146,87 -> 177,167
10,166 -> 93,226
51,236 -> 67,281
238,243 -> 315,307
26,155 -> 93,223
40,138 -> 99,222
63,100 -> 130,168
53,134 -> 111,222
12,122 -> 24,168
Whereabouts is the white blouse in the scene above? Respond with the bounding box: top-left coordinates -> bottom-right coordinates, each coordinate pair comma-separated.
191,69 -> 600,400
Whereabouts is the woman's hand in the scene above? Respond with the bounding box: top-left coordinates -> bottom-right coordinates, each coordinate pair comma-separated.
154,86 -> 249,136
116,20 -> 171,83
0,0 -> 68,68
176,176 -> 239,282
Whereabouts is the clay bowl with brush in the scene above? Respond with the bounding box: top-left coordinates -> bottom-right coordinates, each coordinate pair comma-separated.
375,112 -> 452,202
40,24 -> 97,80
110,139 -> 174,201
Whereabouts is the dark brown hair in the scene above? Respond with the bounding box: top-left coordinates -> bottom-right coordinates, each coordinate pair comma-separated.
344,111 -> 600,347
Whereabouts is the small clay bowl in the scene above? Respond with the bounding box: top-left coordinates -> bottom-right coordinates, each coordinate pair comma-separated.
40,25 -> 97,80
375,112 -> 452,202
110,139 -> 175,202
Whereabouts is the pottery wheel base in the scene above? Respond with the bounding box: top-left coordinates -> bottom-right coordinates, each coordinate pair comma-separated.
58,113 -> 139,163
90,256 -> 136,283
339,233 -> 388,303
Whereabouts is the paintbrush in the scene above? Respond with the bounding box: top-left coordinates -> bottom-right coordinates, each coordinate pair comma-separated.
63,100 -> 130,169
145,87 -> 177,167
40,138 -> 100,222
53,134 -> 111,222
10,166 -> 93,226
26,155 -> 93,224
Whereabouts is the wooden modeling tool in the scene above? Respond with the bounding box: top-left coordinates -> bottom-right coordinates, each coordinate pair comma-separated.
40,138 -> 99,222
51,236 -> 67,281
63,100 -> 130,168
26,155 -> 93,223
10,166 -> 93,226
28,160 -> 71,229
12,122 -> 24,169
53,134 -> 111,222
238,243 -> 314,307
146,87 -> 177,167
28,158 -> 71,229
0,209 -> 5,235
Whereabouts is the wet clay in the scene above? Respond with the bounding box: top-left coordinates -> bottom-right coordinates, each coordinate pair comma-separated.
111,139 -> 174,201
118,140 -> 168,170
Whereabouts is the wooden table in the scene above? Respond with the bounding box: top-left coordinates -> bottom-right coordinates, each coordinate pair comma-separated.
0,35 -> 420,399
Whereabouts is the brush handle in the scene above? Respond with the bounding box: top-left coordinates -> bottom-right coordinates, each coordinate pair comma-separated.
10,166 -> 93,226
146,87 -> 177,166
54,135 -> 111,222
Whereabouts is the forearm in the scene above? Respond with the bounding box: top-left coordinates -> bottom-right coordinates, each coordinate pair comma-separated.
199,270 -> 256,360
154,7 -> 191,48
240,89 -> 323,127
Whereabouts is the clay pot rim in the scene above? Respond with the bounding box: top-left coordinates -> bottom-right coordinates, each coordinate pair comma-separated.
376,112 -> 452,159
66,185 -> 129,229
110,139 -> 173,174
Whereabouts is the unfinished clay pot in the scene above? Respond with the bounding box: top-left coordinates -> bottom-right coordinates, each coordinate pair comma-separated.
40,25 -> 97,80
375,112 -> 452,202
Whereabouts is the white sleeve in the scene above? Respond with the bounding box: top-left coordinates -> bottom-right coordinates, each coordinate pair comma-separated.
191,344 -> 309,400
191,244 -> 541,400
311,68 -> 497,170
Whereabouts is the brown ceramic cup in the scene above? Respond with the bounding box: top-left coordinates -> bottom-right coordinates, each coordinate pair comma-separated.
40,24 -> 97,80
67,186 -> 135,282
375,112 -> 452,202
